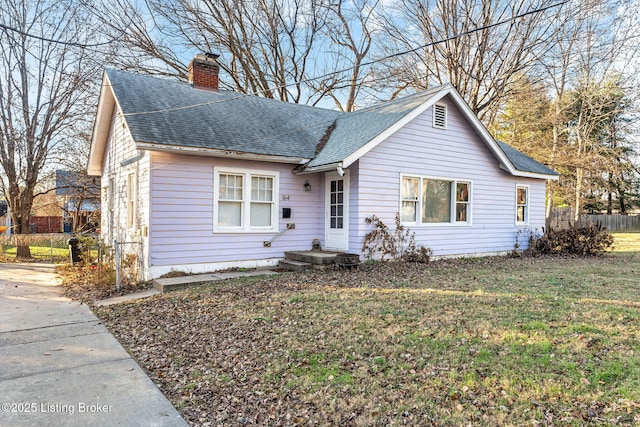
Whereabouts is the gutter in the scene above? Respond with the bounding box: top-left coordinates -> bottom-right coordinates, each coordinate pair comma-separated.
293,162 -> 343,175
136,142 -> 310,165
121,149 -> 145,167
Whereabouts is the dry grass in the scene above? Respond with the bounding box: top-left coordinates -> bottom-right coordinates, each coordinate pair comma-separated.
91,234 -> 640,426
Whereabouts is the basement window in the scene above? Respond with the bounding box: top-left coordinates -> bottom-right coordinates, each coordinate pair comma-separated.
433,103 -> 447,129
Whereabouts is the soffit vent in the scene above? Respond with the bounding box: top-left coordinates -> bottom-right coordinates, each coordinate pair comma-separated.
433,103 -> 447,129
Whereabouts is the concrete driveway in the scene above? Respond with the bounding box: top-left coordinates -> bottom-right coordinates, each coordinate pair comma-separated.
0,263 -> 187,427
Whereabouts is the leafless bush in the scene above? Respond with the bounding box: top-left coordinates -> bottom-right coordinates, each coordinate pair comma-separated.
362,213 -> 432,262
527,223 -> 614,256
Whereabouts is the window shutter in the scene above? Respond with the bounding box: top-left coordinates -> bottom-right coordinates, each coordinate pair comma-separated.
433,104 -> 447,129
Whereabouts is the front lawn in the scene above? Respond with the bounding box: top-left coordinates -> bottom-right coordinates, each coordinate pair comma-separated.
94,235 -> 640,426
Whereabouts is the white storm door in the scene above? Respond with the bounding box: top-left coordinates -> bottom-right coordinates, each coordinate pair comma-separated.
325,171 -> 349,251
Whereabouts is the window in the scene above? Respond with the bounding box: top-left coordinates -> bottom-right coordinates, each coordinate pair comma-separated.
516,185 -> 529,224
126,173 -> 135,228
401,175 -> 471,225
329,179 -> 345,229
456,182 -> 470,222
401,177 -> 419,222
214,168 -> 278,232
108,176 -> 115,212
433,103 -> 447,129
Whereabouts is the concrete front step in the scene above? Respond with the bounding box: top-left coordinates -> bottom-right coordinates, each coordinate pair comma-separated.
284,250 -> 340,265
152,268 -> 279,293
278,259 -> 312,272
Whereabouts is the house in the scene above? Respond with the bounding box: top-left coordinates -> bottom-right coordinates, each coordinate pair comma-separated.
88,54 -> 558,280
55,170 -> 101,232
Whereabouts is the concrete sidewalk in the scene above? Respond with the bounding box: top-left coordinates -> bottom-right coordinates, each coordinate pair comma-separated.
0,263 -> 187,427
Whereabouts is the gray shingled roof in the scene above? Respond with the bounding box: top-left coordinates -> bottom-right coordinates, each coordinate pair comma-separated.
496,141 -> 558,176
306,87 -> 444,168
105,69 -> 557,177
106,69 -> 341,160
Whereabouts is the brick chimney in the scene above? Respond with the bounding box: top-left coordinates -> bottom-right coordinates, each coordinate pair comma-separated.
188,53 -> 220,91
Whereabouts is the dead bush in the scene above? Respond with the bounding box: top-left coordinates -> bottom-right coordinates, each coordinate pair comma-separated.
527,222 -> 614,256
362,213 -> 432,262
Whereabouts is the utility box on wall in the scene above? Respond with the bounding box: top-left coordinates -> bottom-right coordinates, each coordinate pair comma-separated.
282,208 -> 291,219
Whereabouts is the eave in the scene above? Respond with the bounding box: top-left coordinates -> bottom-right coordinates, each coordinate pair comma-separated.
135,142 -> 310,165
87,72 -> 117,176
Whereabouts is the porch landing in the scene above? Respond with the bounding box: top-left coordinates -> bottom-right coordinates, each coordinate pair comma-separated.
279,250 -> 342,271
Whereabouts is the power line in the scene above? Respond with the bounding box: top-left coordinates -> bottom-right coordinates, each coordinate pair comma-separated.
121,0 -> 569,118
0,22 -> 128,48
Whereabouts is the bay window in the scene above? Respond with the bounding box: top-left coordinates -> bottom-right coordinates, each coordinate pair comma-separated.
401,175 -> 471,225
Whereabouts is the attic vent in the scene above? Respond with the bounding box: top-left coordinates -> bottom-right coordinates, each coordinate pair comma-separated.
433,103 -> 447,129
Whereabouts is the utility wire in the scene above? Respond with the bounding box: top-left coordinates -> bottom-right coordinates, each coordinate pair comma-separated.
121,0 -> 569,118
0,22 -> 128,48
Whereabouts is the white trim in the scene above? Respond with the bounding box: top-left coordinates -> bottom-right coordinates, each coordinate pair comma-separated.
137,142 -> 309,165
293,162 -> 342,175
342,87 -> 451,168
213,166 -> 280,233
88,72 -> 117,176
339,85 -> 558,180
515,184 -> 530,225
400,173 -> 473,227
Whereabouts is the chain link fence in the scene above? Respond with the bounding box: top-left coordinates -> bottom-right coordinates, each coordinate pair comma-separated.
0,233 -> 144,293
0,233 -> 71,263
113,240 -> 143,291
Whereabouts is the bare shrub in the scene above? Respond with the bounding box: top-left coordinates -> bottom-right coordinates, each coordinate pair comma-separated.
527,222 -> 614,256
362,213 -> 432,262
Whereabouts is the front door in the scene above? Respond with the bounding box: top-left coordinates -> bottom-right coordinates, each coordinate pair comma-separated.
325,171 -> 349,251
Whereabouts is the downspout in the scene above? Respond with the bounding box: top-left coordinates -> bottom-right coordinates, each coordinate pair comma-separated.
120,149 -> 145,167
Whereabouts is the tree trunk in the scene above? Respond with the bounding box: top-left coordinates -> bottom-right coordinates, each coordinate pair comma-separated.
9,190 -> 33,259
546,118 -> 561,228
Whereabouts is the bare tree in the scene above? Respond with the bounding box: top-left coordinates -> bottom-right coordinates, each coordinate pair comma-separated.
0,0 -> 101,257
98,0 -> 386,108
379,0 -> 562,123
539,0 -> 640,220
310,0 -> 379,111
97,0 -> 329,103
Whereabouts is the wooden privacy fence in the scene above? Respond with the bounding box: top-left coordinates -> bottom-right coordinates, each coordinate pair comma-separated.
549,208 -> 640,231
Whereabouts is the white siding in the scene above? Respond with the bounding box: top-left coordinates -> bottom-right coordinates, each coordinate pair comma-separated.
100,108 -> 150,278
350,95 -> 548,257
148,153 -> 323,275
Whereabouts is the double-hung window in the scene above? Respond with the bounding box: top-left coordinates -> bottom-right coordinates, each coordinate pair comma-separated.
516,185 -> 529,225
215,168 -> 278,232
401,175 -> 471,225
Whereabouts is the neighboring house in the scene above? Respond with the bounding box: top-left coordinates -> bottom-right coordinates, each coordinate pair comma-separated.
29,192 -> 62,233
55,170 -> 101,232
88,54 -> 558,280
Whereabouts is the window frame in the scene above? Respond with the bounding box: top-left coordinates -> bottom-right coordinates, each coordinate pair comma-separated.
126,172 -> 136,229
433,103 -> 448,130
515,184 -> 529,225
400,174 -> 472,226
213,167 -> 279,233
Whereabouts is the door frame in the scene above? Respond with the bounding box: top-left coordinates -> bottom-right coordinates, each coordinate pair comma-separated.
324,170 -> 350,251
